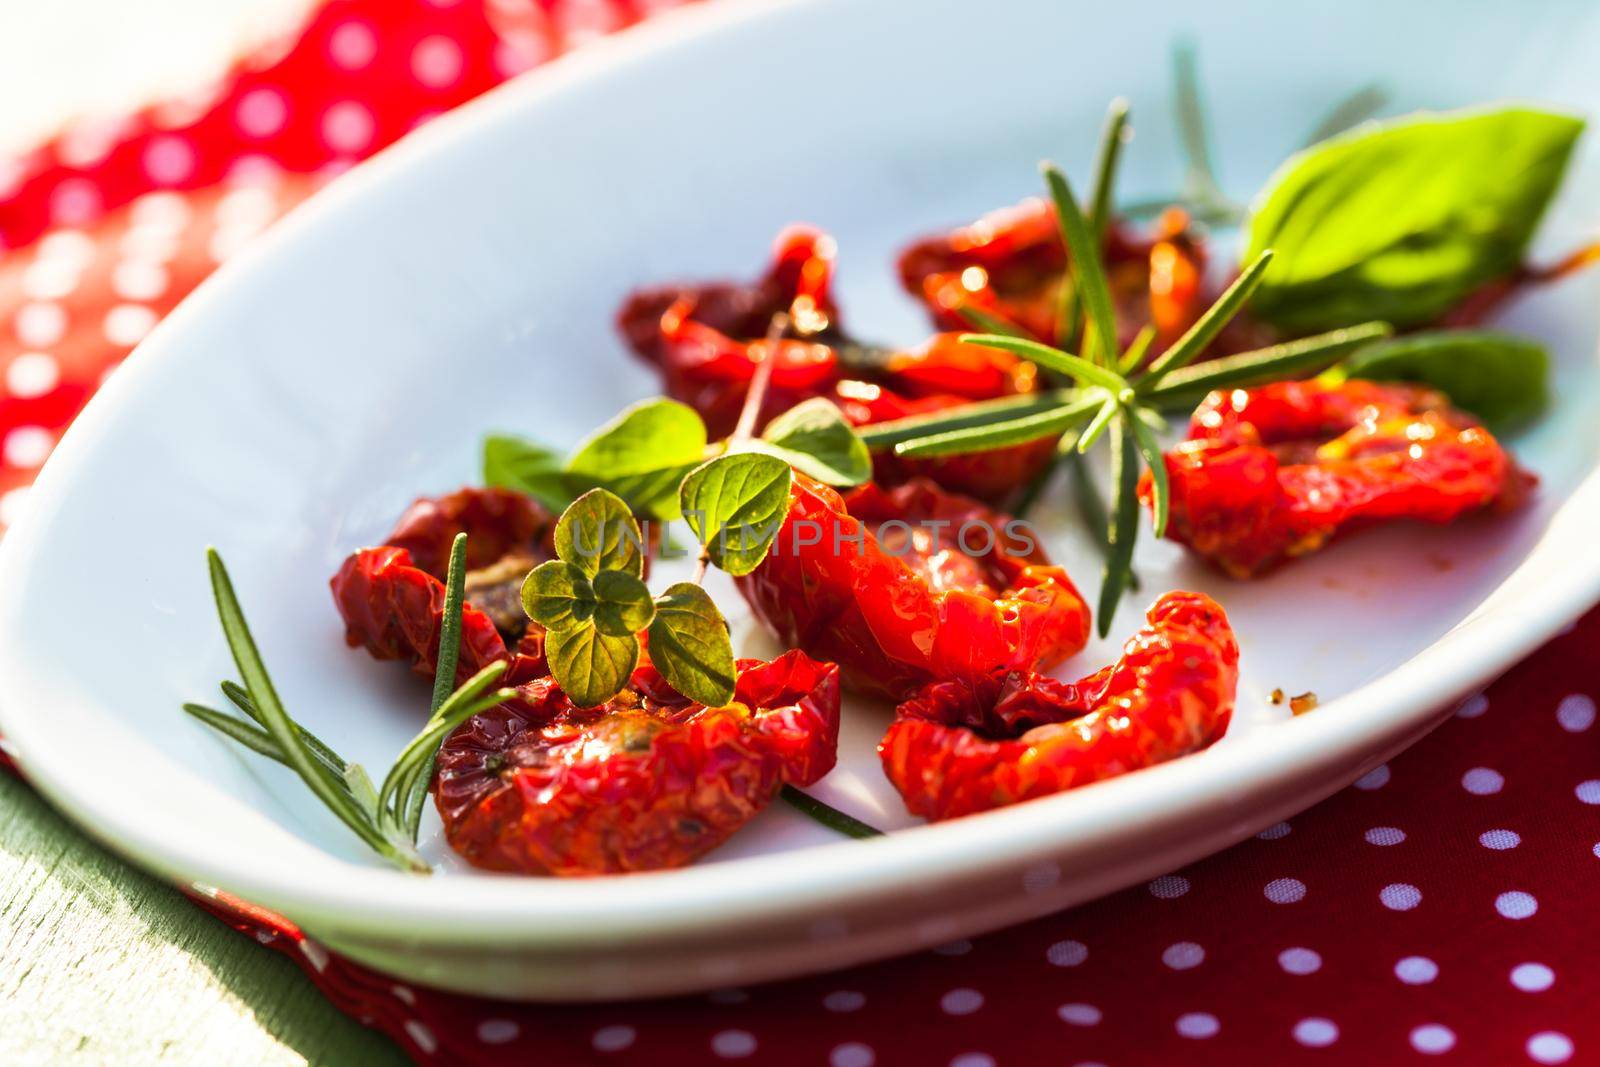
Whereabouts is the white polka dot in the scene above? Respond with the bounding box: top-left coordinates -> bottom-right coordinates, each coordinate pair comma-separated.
591,1025 -> 634,1052
1410,1024 -> 1455,1055
949,1055 -> 994,1067
1510,963 -> 1555,992
1353,764 -> 1390,790
1593,841 -> 1600,859
104,304 -> 158,346
321,101 -> 376,154
1175,1013 -> 1220,1039
50,179 -> 101,225
477,1019 -> 520,1044
235,87 -> 289,138
1294,1018 -> 1339,1047
1264,877 -> 1306,904
932,939 -> 972,957
215,185 -> 277,229
412,35 -> 465,88
711,1030 -> 756,1058
1455,693 -> 1489,718
142,135 -> 197,186
111,259 -> 169,302
940,988 -> 984,1016
1057,1003 -> 1102,1026
823,990 -> 865,1013
1278,947 -> 1322,975
1527,1032 -> 1574,1064
1162,942 -> 1205,970
120,224 -> 181,263
1557,694 -> 1596,732
15,302 -> 67,346
403,1020 -> 437,1055
1578,780 -> 1600,805
1496,890 -> 1538,919
1149,875 -> 1190,899
1380,883 -> 1421,911
1480,829 -> 1521,850
1365,826 -> 1405,846
36,229 -> 96,267
831,1043 -> 875,1067
1047,940 -> 1088,967
328,20 -> 378,69
0,488 -> 32,527
3,426 -> 54,468
6,353 -> 59,397
129,191 -> 190,229
22,257 -> 81,300
1462,767 -> 1504,795
1395,956 -> 1438,984
1257,821 -> 1291,840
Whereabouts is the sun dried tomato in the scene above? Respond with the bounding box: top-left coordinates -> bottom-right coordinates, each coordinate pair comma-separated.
735,473 -> 1091,701
898,199 -> 1226,354
1146,378 -> 1533,577
433,650 -> 840,876
330,487 -> 555,687
618,226 -> 1056,503
879,592 -> 1238,821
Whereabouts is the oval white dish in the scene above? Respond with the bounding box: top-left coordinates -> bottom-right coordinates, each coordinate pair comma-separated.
1,0 -> 1599,1001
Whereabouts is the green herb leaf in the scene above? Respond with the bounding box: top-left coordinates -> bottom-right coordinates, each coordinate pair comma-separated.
1139,249 -> 1273,384
545,625 -> 640,708
1128,412 -> 1170,537
521,560 -> 596,631
1042,164 -> 1119,368
780,786 -> 884,838
482,434 -> 579,512
857,390 -> 1075,449
959,334 -> 1127,392
429,534 -> 469,717
1302,84 -> 1388,147
749,397 -> 872,486
1097,419 -> 1142,637
553,488 -> 645,578
590,569 -> 656,637
565,398 -> 708,519
1142,322 -> 1393,405
893,391 -> 1103,458
647,582 -> 737,707
955,303 -> 1028,339
679,452 -> 792,576
1330,329 -> 1549,430
1243,106 -> 1585,332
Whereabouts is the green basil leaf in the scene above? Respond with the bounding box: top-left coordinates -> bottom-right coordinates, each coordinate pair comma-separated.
749,397 -> 871,486
590,569 -> 655,637
1331,329 -> 1549,431
565,398 -> 708,519
554,488 -> 644,577
647,582 -> 736,707
482,434 -> 580,512
520,560 -> 596,632
679,453 -> 792,576
545,624 -> 639,708
1244,106 -> 1584,333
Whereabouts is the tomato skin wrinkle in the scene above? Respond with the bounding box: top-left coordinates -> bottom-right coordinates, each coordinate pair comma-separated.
616,226 -> 1059,504
1144,378 -> 1533,577
879,591 -> 1239,821
330,487 -> 557,690
735,472 -> 1092,702
433,651 -> 840,876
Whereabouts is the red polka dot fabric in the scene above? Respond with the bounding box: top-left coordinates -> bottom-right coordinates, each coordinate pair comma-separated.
0,3 -> 1596,1065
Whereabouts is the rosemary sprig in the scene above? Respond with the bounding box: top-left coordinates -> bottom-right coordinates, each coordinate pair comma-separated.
887,157 -> 1392,633
184,540 -> 517,873
781,786 -> 883,839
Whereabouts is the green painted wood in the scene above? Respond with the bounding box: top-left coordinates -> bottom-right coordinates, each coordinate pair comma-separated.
0,772 -> 409,1065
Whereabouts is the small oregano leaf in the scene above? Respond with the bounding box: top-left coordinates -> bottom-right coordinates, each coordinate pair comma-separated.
482,434 -> 579,512
545,625 -> 640,708
520,560 -> 596,632
647,583 -> 736,707
554,488 -> 644,578
679,453 -> 793,577
565,398 -> 708,519
1328,329 -> 1549,431
750,397 -> 872,486
590,569 -> 655,637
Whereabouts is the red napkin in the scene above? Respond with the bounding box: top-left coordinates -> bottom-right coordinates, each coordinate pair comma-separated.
1,3 -> 1596,1064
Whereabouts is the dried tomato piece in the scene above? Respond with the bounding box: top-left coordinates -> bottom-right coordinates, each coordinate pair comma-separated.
617,227 -> 1056,503
330,487 -> 556,686
880,592 -> 1239,821
898,199 -> 1225,354
1146,378 -> 1532,577
736,473 -> 1091,701
434,651 -> 841,876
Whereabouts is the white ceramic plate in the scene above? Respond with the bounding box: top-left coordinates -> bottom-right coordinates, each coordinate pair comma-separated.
3,0 -> 1599,1002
